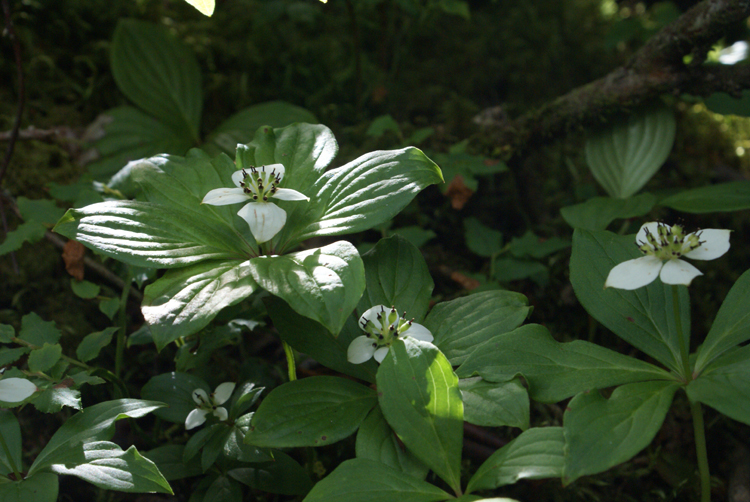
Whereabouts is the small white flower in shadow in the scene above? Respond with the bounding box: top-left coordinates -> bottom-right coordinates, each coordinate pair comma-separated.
185,382 -> 235,430
605,222 -> 730,290
202,164 -> 308,243
347,305 -> 433,364
0,377 -> 36,403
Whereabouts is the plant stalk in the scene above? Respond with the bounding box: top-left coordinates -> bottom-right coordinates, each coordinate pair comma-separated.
690,399 -> 711,502
283,341 -> 297,381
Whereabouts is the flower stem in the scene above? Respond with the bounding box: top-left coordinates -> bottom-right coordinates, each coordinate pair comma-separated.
671,286 -> 692,382
115,269 -> 133,380
0,429 -> 21,480
283,341 -> 297,381
690,399 -> 711,502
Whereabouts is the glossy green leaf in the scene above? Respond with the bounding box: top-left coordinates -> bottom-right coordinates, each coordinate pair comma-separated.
570,229 -> 689,372
293,148 -> 443,242
28,399 -> 164,476
32,387 -> 81,413
206,102 -> 318,156
248,241 -> 364,335
228,451 -> 313,495
460,377 -> 529,429
27,344 -> 62,373
49,441 -> 172,494
585,105 -> 675,198
355,406 -> 429,479
141,372 -> 210,424
562,381 -> 679,484
302,458 -> 451,502
466,427 -> 564,493
561,193 -> 656,231
659,181 -> 750,213
695,268 -> 750,371
377,338 -> 463,493
111,20 -> 201,141
265,297 -> 377,382
464,217 -> 503,257
427,290 -> 531,366
142,260 -> 258,349
0,411 -> 21,476
245,376 -> 376,448
456,324 -> 669,403
76,328 -> 117,362
0,473 -> 58,502
688,344 -> 750,425
358,235 -> 434,322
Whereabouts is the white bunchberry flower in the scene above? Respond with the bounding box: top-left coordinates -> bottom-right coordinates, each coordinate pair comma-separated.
202,164 -> 308,243
605,222 -> 731,290
0,377 -> 36,403
347,305 -> 434,364
185,382 -> 235,430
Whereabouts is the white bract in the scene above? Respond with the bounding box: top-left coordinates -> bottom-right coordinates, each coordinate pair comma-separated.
0,377 -> 36,403
347,305 -> 434,364
202,164 -> 308,243
605,222 -> 730,290
185,382 -> 235,430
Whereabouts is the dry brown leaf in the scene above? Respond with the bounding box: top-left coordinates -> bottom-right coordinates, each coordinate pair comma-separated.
445,175 -> 474,210
62,240 -> 86,281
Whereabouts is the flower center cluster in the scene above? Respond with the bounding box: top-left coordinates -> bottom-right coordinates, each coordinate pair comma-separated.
238,166 -> 282,202
360,306 -> 416,350
193,389 -> 218,412
637,223 -> 702,261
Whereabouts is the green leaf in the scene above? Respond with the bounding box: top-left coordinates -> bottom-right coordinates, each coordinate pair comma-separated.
265,297 -> 377,382
144,445 -> 202,481
17,197 -> 65,224
464,217 -> 503,257
248,241 -> 365,335
141,372 -> 210,424
0,348 -> 28,367
460,377 -> 529,429
76,328 -> 118,362
509,231 -> 570,259
704,90 -> 750,117
99,297 -> 121,320
466,427 -> 564,493
87,107 -> 195,178
585,105 -> 675,198
32,387 -> 81,413
570,229 -> 688,372
427,290 -> 531,366
438,0 -> 470,19
0,411 -> 21,476
0,473 -> 58,502
27,344 -> 62,373
367,115 -> 402,139
695,268 -> 750,371
48,441 -> 172,494
377,338 -> 463,493
245,376 -> 376,448
28,399 -> 164,476
687,344 -> 750,425
562,381 -> 679,484
203,475 -> 242,502
390,226 -> 436,248
19,313 -> 61,346
111,20 -> 201,141
456,324 -> 669,403
0,221 -> 46,256
302,458 -> 451,502
0,324 -> 13,343
70,279 -> 101,300
659,181 -> 750,213
561,193 -> 656,231
228,451 -> 313,495
293,148 -> 443,242
358,235 -> 434,322
142,260 -> 258,349
356,406 -> 429,479
205,101 -> 319,156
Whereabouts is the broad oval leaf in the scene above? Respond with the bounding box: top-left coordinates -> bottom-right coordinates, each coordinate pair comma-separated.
456,324 -> 670,403
562,381 -> 679,484
460,377 -> 529,430
466,427 -> 564,493
561,193 -> 656,231
585,106 -> 675,198
377,337 -> 463,493
111,20 -> 202,142
248,241 -> 365,335
245,376 -> 376,448
659,181 -> 750,214
302,458 -> 451,502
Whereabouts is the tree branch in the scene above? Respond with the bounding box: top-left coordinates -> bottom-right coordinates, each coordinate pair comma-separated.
487,0 -> 750,158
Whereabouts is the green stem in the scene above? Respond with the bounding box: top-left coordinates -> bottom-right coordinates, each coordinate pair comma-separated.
114,269 -> 133,379
690,399 -> 711,502
0,429 -> 21,480
672,285 -> 692,381
283,341 -> 297,381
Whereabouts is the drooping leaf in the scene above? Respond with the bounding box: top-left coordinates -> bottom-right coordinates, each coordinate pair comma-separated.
562,381 -> 679,484
456,324 -> 669,403
377,338 -> 463,493
659,181 -> 750,213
